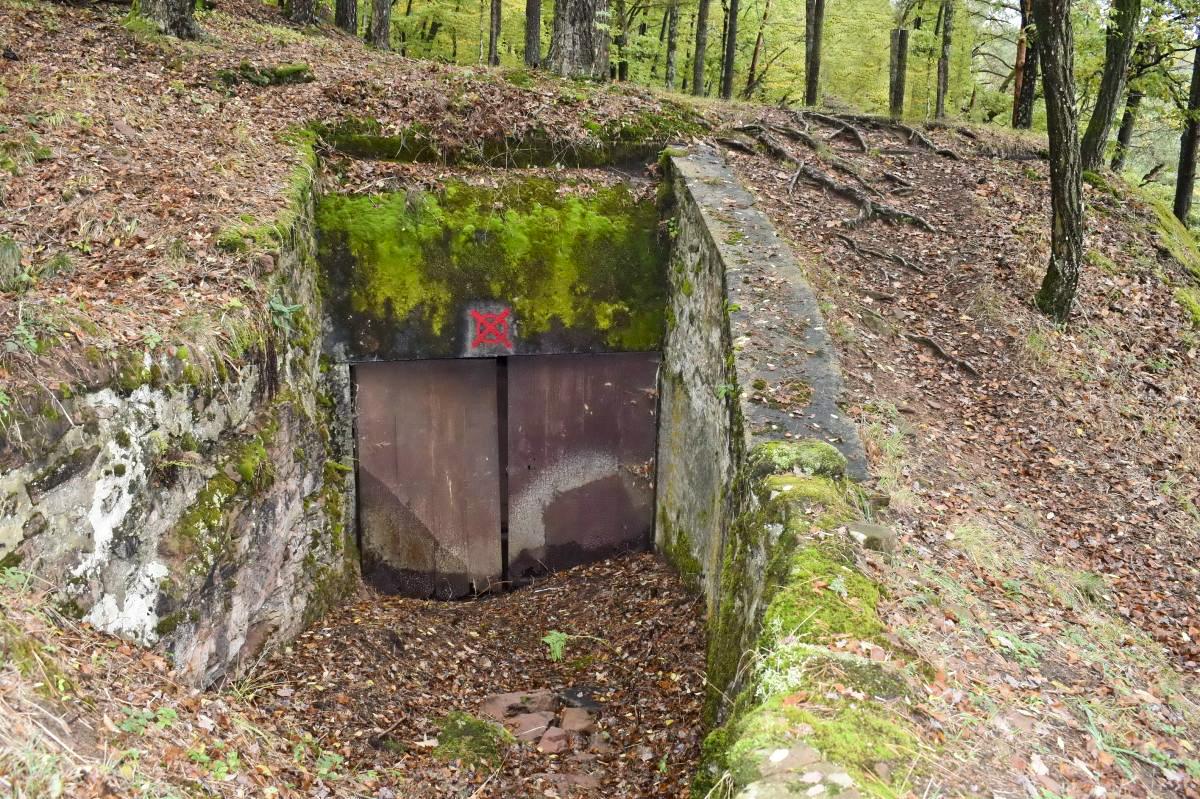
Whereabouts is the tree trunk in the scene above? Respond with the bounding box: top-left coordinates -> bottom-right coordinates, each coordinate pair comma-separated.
665,0 -> 680,88
803,0 -> 825,106
525,0 -> 542,66
935,0 -> 953,118
1013,22 -> 1028,111
335,0 -> 357,33
692,0 -> 711,95
614,0 -> 628,80
290,0 -> 317,25
369,0 -> 393,48
139,0 -> 198,38
1032,0 -> 1084,323
489,0 -> 501,64
1080,0 -> 1141,172
1110,89 -> 1142,171
719,0 -> 739,98
1013,0 -> 1038,128
1174,39 -> 1200,224
890,28 -> 909,118
742,0 -> 769,98
547,0 -> 609,78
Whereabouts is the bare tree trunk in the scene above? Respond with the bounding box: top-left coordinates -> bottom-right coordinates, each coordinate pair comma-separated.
525,0 -> 542,66
935,0 -> 953,118
547,0 -> 609,77
803,0 -> 825,105
665,0 -> 680,88
1080,0 -> 1141,171
1110,89 -> 1142,171
402,0 -> 417,55
692,0 -> 711,95
614,0 -> 628,80
718,0 -> 739,98
140,0 -> 198,38
1032,0 -> 1084,323
1013,0 -> 1038,128
370,0 -> 393,48
489,0 -> 501,64
890,28 -> 909,118
650,6 -> 668,77
290,0 -> 317,25
742,0 -> 770,98
335,0 -> 357,33
1013,20 -> 1028,111
1175,38 -> 1200,224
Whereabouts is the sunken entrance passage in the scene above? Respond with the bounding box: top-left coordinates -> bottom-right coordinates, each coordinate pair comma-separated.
355,353 -> 659,598
317,176 -> 669,598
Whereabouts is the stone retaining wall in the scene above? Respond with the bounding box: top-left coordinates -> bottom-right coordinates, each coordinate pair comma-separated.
657,146 -> 925,798
0,182 -> 356,687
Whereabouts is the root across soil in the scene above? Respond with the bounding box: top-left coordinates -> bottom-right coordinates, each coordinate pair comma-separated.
249,553 -> 707,798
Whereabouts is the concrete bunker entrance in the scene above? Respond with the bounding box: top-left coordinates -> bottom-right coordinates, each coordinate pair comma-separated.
316,176 -> 671,599
354,351 -> 661,599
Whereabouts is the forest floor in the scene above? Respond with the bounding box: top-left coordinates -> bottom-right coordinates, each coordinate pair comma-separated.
2,554 -> 704,799
3,1 -> 1200,798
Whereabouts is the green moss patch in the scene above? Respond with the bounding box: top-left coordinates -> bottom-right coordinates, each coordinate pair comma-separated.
432,712 -> 512,768
1148,194 -> 1200,280
317,179 -> 667,359
748,440 -> 847,481
722,697 -> 919,791
695,439 -> 926,797
761,545 -> 884,646
217,61 -> 314,88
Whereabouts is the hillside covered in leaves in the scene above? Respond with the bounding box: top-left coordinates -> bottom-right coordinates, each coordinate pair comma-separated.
2,1 -> 1200,798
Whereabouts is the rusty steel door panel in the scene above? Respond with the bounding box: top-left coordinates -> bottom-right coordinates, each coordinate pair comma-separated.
506,353 -> 659,579
355,360 -> 502,598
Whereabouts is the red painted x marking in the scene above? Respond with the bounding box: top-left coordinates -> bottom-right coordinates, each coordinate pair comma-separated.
470,308 -> 512,349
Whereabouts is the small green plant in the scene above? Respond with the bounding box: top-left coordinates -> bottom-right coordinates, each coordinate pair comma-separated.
118,705 -> 177,735
269,293 -> 303,335
541,630 -> 610,662
714,383 -> 738,399
542,630 -> 570,661
988,629 -> 1045,668
314,751 -> 344,778
0,567 -> 32,592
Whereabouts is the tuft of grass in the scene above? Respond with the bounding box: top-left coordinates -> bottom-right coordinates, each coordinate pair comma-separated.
860,402 -> 919,512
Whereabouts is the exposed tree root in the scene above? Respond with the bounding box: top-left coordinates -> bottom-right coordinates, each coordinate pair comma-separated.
805,112 -> 961,160
834,232 -> 926,275
795,110 -> 869,152
716,135 -> 757,154
790,162 -> 936,232
903,332 -> 980,377
738,127 -> 935,232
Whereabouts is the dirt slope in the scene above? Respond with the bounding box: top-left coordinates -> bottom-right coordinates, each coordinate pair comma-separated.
3,1 -> 1200,797
0,0 -> 710,396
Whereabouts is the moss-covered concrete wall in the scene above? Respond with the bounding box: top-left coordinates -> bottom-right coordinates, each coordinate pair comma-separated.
657,147 -> 921,798
0,178 -> 356,687
317,179 -> 668,361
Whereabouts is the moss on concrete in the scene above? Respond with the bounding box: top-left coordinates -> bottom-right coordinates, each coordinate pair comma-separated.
761,544 -> 884,646
317,179 -> 667,356
748,440 -> 847,481
695,438 -> 925,797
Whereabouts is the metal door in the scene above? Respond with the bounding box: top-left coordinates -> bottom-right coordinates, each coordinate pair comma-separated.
355,360 -> 502,598
506,353 -> 659,579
